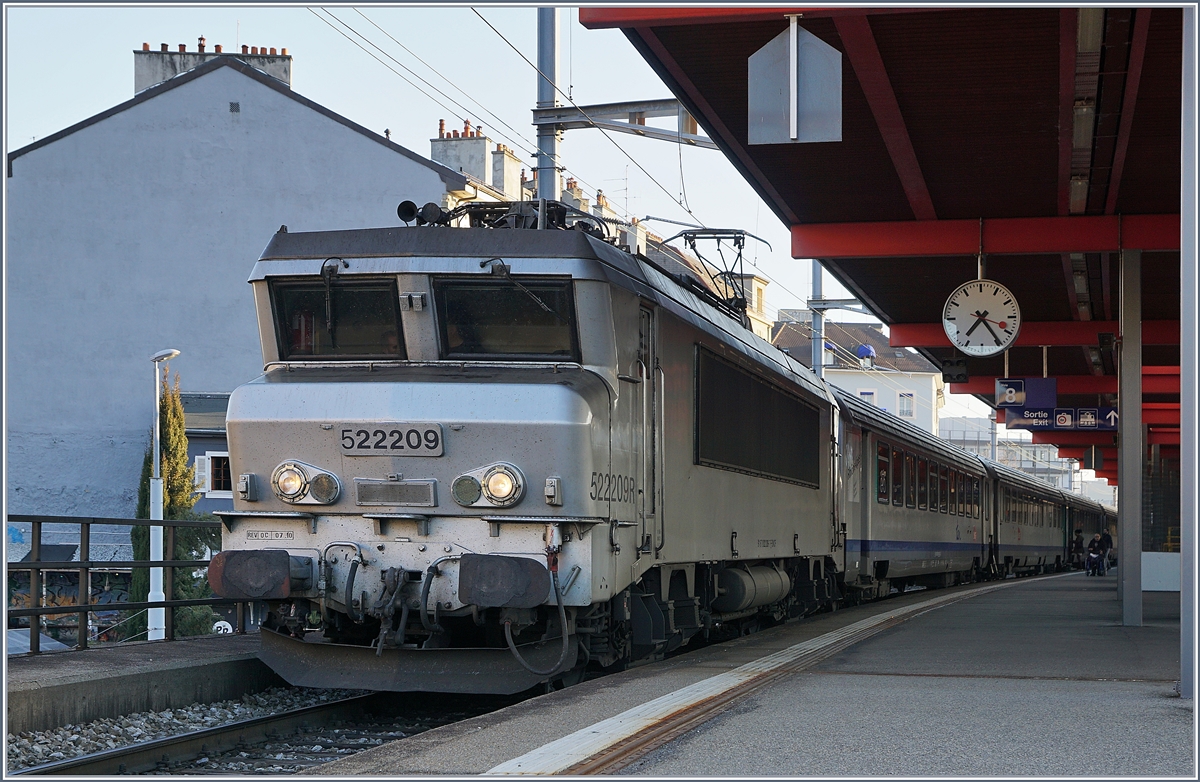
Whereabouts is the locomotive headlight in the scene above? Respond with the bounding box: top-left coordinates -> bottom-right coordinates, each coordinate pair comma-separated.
452,475 -> 482,506
482,464 -> 523,506
273,463 -> 308,501
308,472 -> 341,504
272,461 -> 341,505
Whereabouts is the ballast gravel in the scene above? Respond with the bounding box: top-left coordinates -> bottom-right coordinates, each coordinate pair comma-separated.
5,686 -> 367,772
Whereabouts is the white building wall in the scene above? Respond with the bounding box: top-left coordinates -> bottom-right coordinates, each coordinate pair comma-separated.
6,65 -> 452,516
825,369 -> 940,434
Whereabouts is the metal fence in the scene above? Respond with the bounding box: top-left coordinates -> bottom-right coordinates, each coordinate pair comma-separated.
6,515 -> 248,654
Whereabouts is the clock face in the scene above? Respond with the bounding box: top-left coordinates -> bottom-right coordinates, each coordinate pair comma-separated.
942,279 -> 1021,357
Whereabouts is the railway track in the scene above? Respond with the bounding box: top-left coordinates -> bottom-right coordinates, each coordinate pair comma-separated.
11,689 -> 525,776
11,693 -> 381,776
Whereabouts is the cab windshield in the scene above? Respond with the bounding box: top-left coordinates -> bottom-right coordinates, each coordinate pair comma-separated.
433,278 -> 578,361
271,278 -> 405,360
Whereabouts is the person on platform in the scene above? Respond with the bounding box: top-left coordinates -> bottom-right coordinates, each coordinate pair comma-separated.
1087,533 -> 1106,576
1100,527 -> 1115,572
1070,529 -> 1085,569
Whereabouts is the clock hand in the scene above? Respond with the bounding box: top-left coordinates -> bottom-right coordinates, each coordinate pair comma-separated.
979,317 -> 1003,345
964,310 -> 989,337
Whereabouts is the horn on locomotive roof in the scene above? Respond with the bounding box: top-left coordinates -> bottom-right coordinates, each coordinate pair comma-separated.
395,198 -> 613,238
397,200 -> 451,226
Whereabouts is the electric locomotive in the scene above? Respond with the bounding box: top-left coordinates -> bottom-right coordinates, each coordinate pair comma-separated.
207,199 -> 1109,694
209,201 -> 841,693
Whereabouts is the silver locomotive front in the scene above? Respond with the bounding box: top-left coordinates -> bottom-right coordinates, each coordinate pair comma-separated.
209,226 -> 631,693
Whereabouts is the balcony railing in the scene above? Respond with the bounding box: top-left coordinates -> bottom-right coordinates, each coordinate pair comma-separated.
6,515 -> 249,654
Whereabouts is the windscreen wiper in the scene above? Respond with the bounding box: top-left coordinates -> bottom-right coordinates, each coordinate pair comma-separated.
321,258 -> 348,346
480,258 -> 567,323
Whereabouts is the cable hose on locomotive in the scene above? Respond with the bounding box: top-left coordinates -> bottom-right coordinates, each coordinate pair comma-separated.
419,566 -> 444,634
502,570 -> 573,678
344,560 -> 359,622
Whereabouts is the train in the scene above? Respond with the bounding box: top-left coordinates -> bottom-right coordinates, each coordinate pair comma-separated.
207,199 -> 1116,694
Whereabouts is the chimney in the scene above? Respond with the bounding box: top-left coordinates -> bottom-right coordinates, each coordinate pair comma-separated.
431,120 -> 494,187
492,143 -> 523,199
438,119 -> 446,138
560,176 -> 589,213
251,46 -> 258,54
135,38 -> 293,93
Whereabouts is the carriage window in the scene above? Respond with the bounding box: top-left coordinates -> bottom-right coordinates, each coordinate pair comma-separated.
973,478 -> 981,519
877,442 -> 890,504
939,465 -> 949,513
957,474 -> 966,516
905,452 -> 917,508
949,470 -> 958,515
917,457 -> 928,510
892,447 -> 903,506
928,460 -> 939,512
272,278 -> 404,360
433,277 -> 578,361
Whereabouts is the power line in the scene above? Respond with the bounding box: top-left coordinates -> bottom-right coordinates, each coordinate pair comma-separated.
314,9 -> 536,160
309,8 -> 636,224
352,9 -> 542,160
472,8 -> 706,227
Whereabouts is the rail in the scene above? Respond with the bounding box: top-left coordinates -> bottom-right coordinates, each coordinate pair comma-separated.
5,514 -> 251,654
9,693 -> 381,776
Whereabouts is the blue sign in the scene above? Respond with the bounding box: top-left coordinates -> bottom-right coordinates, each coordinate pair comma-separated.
996,379 -> 1025,407
995,377 -> 1057,408
1006,408 -> 1054,429
1005,406 -> 1118,431
1023,378 -> 1058,408
1077,407 -> 1119,430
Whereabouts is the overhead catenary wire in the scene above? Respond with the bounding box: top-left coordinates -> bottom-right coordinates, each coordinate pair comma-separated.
313,9 -> 537,159
311,8 -> 633,225
472,8 -> 707,228
352,9 -> 543,160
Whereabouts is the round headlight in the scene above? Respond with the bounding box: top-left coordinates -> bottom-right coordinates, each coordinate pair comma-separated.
273,463 -> 308,501
482,464 -> 523,506
452,475 -> 482,506
309,472 -> 341,504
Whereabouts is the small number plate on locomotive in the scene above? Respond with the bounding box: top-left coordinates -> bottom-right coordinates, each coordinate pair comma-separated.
340,423 -> 444,456
246,530 -> 294,540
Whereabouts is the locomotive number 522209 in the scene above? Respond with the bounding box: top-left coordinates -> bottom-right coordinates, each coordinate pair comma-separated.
590,472 -> 635,503
340,423 -> 443,456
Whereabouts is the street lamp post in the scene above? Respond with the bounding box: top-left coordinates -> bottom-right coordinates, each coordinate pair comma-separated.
149,349 -> 180,641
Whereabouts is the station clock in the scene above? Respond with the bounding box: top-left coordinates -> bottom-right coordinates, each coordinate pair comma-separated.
942,279 -> 1022,357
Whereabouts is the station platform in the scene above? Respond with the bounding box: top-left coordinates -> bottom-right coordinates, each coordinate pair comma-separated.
311,572 -> 1192,777
5,631 -> 280,734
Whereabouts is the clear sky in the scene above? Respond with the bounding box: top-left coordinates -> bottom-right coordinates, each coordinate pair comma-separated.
3,3 -> 993,420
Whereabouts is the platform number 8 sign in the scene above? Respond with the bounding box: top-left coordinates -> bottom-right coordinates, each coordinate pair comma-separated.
995,379 -> 1025,408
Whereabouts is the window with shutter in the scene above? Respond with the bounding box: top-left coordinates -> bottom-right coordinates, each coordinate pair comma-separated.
193,455 -> 210,494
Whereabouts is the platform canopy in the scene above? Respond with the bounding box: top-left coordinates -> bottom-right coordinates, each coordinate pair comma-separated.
581,7 -> 1184,473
